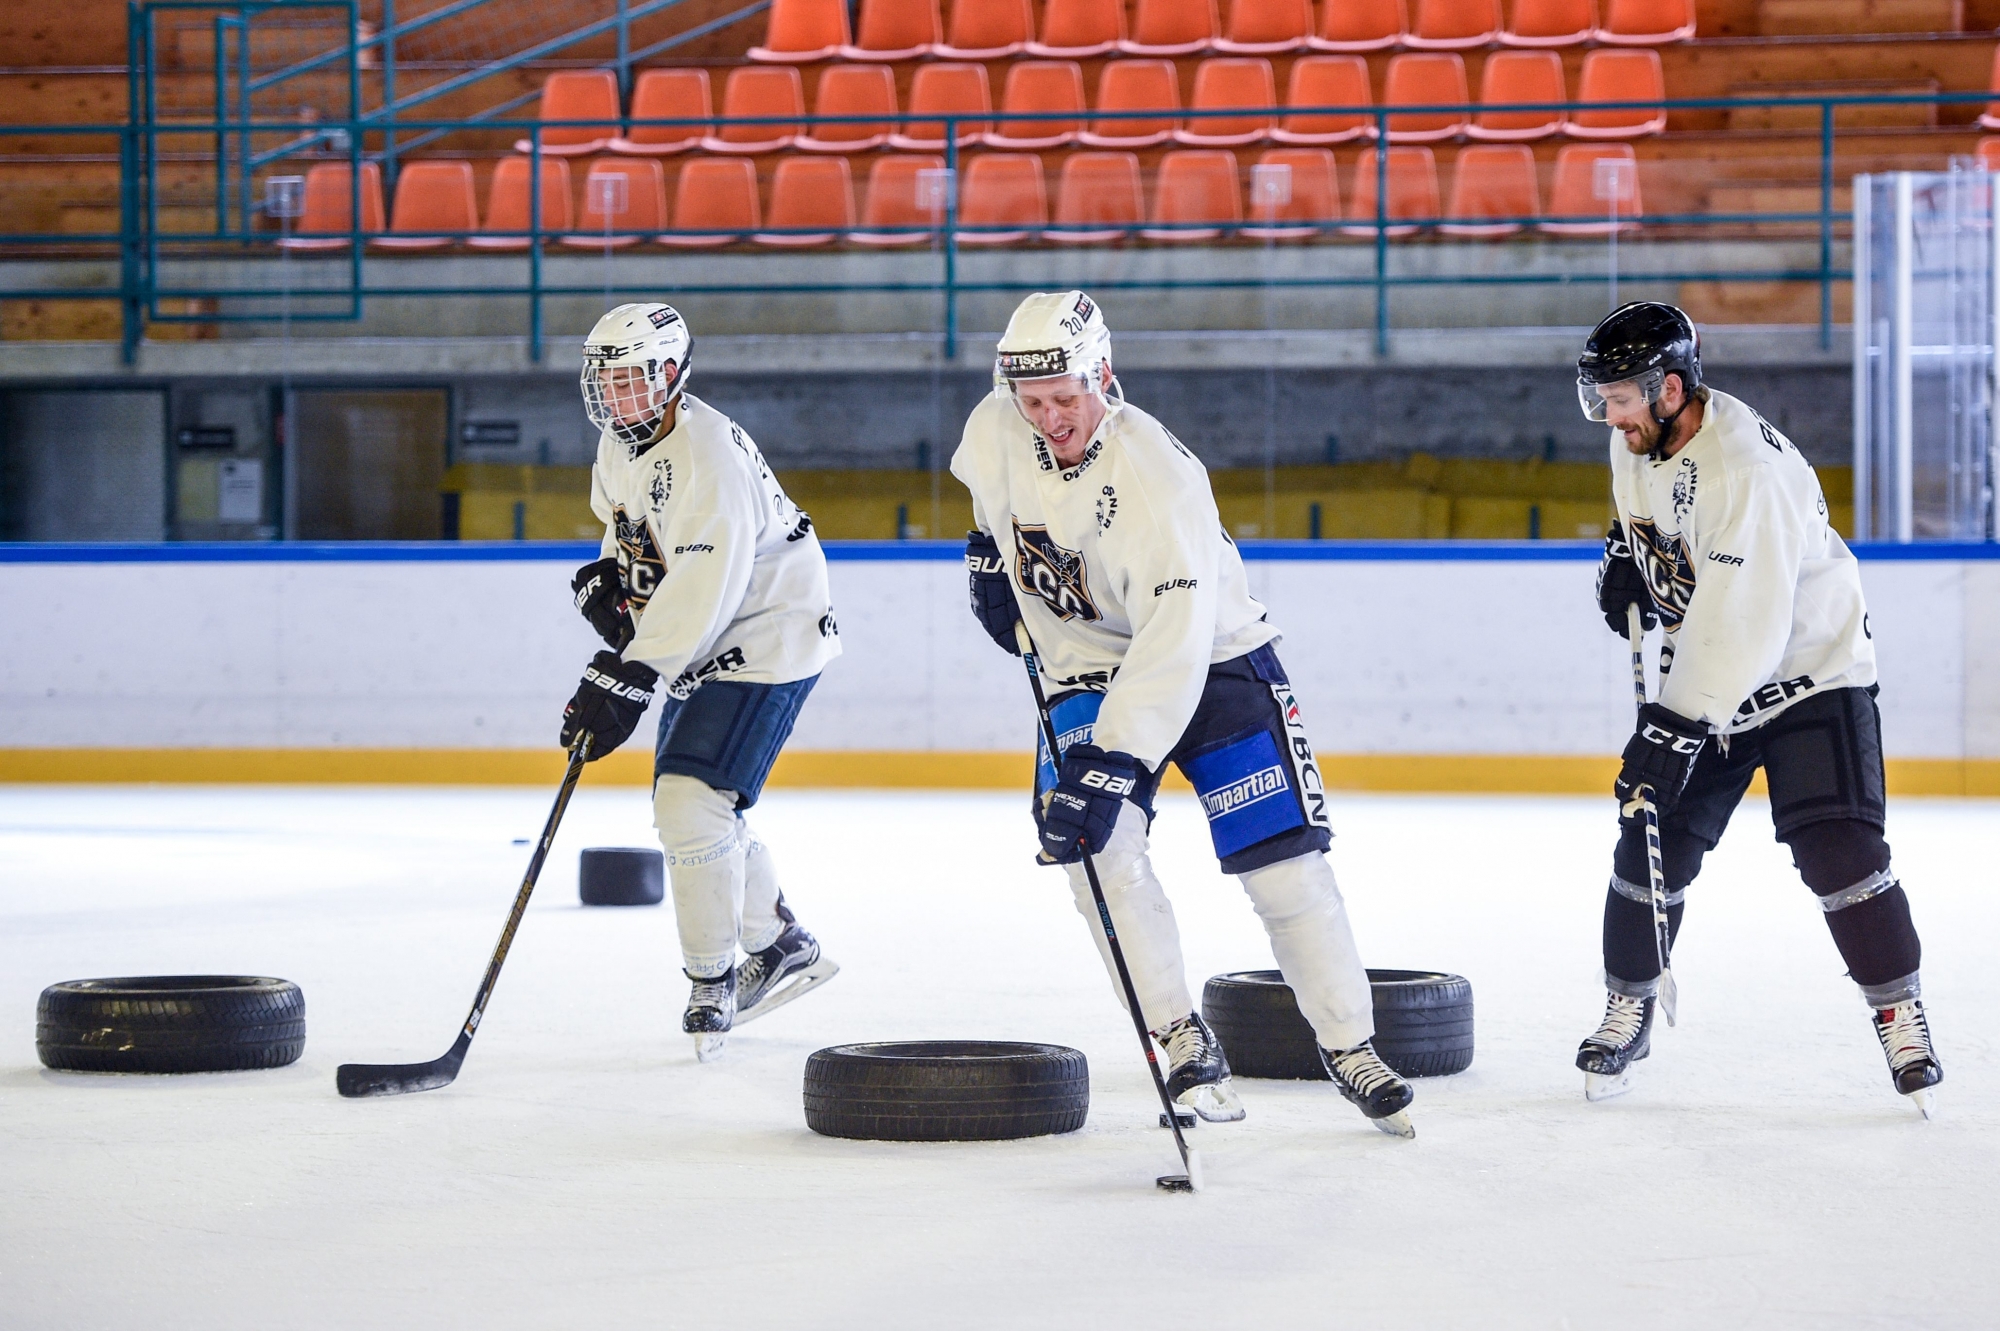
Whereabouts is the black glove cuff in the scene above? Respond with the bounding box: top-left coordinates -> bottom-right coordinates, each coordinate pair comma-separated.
1636,702 -> 1705,754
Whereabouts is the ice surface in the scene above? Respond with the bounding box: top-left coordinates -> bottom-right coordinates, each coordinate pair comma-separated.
2,786 -> 1996,1330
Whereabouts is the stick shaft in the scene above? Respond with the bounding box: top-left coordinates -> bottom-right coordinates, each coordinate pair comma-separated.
1625,605 -> 1677,1021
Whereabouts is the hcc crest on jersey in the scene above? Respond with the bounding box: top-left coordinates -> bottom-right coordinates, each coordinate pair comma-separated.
1011,520 -> 1100,622
1626,515 -> 1696,629
613,506 -> 667,612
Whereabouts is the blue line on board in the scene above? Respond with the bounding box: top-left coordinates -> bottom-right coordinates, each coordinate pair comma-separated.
0,540 -> 1994,564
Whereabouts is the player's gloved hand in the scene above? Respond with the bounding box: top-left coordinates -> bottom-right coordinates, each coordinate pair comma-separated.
571,557 -> 635,652
559,650 -> 658,760
1596,522 -> 1658,637
1616,702 -> 1705,819
1036,743 -> 1141,865
965,529 -> 1022,656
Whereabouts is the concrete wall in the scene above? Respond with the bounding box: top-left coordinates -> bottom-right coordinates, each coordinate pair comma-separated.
2,546 -> 1993,784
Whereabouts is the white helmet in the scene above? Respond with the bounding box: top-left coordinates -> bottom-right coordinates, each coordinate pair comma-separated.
581,302 -> 692,444
993,290 -> 1120,414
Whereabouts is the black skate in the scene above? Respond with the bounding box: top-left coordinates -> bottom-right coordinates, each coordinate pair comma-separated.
1153,1013 -> 1244,1123
734,923 -> 839,1026
1319,1040 -> 1415,1139
1577,990 -> 1654,1101
683,968 -> 735,1063
1871,999 -> 1942,1119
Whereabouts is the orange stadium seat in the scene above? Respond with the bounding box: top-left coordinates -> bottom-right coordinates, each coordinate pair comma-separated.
1143,149 -> 1243,240
749,0 -> 850,61
277,162 -> 386,250
754,156 -> 854,245
1980,135 -> 2000,166
1119,0 -> 1219,56
1540,143 -> 1641,232
657,158 -> 761,248
987,60 -> 1087,149
1343,146 -> 1440,236
1384,53 -> 1470,143
851,155 -> 951,245
1440,144 -> 1539,236
1980,48 -> 2000,129
703,67 -> 805,154
514,71 -> 620,156
798,64 -> 897,151
1046,151 -> 1145,242
1175,57 -> 1278,146
1309,0 -> 1407,51
1082,59 -> 1181,146
957,153 -> 1048,243
842,0 -> 942,59
890,63 -> 992,148
938,0 -> 1034,58
469,155 -> 571,249
1568,49 -> 1665,138
1501,0 -> 1595,46
372,160 -> 479,251
1244,146 -> 1340,238
1405,0 -> 1501,49
610,69 -> 711,155
1215,0 -> 1314,54
1274,55 -> 1374,145
1027,0 -> 1126,56
564,158 -> 667,248
1469,51 -> 1566,141
1595,0 -> 1694,44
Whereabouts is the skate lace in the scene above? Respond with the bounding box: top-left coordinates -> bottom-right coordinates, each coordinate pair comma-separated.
1591,993 -> 1648,1047
1329,1043 -> 1397,1096
735,954 -> 768,993
1876,1002 -> 1932,1070
1159,1018 -> 1209,1070
690,975 -> 732,1007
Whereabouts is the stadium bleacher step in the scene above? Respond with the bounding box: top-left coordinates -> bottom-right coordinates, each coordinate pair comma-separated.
1758,0 -> 1963,36
1727,79 -> 1941,131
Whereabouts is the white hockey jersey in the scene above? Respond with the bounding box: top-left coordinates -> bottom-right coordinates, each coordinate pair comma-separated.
590,392 -> 839,698
1610,387 -> 1874,735
950,391 -> 1279,768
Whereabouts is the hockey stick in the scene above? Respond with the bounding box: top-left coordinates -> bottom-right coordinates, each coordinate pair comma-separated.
336,733 -> 593,1097
1626,603 -> 1679,1028
1015,622 -> 1203,1194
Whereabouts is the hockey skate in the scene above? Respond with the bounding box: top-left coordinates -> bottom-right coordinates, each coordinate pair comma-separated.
1153,1013 -> 1245,1123
734,923 -> 839,1026
683,969 -> 735,1063
1320,1040 -> 1415,1139
1578,990 -> 1655,1101
1871,999 -> 1942,1120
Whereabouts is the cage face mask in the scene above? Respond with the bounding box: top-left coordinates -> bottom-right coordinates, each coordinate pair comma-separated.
580,303 -> 692,444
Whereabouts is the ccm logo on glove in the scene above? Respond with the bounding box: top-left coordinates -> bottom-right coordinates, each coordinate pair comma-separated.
1639,720 -> 1703,754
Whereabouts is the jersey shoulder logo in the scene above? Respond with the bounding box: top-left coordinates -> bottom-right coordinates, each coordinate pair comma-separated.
1012,520 -> 1100,623
1095,485 -> 1117,531
1626,515 -> 1696,629
1670,459 -> 1697,525
611,505 -> 667,613
649,458 -> 672,510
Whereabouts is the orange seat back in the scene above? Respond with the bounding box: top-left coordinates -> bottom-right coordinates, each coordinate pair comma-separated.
1411,0 -> 1500,42
297,161 -> 386,234
764,156 -> 853,229
388,160 -> 478,233
482,155 -> 572,233
1226,0 -> 1313,45
1251,147 -> 1340,223
1599,0 -> 1692,37
902,63 -> 992,140
1188,57 -> 1278,138
1447,145 -> 1539,221
1571,49 -> 1663,132
715,67 -> 805,145
863,155 -> 950,228
998,61 -> 1087,136
1980,136 -> 2000,170
625,69 -> 711,149
1055,152 -> 1144,225
537,71 -> 621,148
947,0 -> 1033,50
1128,0 -> 1218,47
1546,144 -> 1642,218
1506,0 -> 1595,40
1093,60 -> 1181,139
1318,0 -> 1408,44
673,158 -> 761,231
961,153 -> 1049,227
1475,51 -> 1565,135
578,158 -> 668,232
852,0 -> 942,50
761,0 -> 851,52
1384,53 -> 1468,137
1349,146 -> 1440,221
1038,0 -> 1126,47
1283,55 -> 1373,138
1151,150 -> 1243,225
811,64 -> 898,143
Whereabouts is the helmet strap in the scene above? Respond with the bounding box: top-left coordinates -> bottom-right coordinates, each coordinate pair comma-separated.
1646,377 -> 1693,461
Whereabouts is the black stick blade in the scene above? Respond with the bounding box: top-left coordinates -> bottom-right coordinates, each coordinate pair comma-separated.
336,1038 -> 468,1098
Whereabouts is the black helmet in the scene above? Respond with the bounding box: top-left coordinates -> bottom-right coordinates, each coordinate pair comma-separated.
1577,303 -> 1703,455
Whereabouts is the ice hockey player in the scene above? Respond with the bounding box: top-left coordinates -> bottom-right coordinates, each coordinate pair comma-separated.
951,290 -> 1414,1138
558,302 -> 841,1061
1577,301 -> 1941,1116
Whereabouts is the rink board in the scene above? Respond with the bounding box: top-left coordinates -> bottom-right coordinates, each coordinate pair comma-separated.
1,541 -> 1996,792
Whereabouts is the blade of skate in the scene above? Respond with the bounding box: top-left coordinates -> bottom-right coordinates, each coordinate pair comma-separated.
692,1032 -> 728,1062
1906,1087 -> 1937,1120
733,958 -> 839,1026
1177,1081 -> 1245,1123
1584,1069 -> 1636,1101
1370,1110 -> 1415,1139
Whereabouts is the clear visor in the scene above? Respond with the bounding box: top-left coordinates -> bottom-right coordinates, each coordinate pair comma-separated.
1578,368 -> 1666,423
996,366 -> 1117,433
582,360 -> 672,432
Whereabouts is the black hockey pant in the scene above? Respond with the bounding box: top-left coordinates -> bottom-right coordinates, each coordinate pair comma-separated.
1602,686 -> 1923,1007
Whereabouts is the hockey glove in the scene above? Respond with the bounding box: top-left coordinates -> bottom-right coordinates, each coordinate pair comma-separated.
1036,744 -> 1141,865
965,529 -> 1022,656
1616,702 -> 1706,819
559,650 -> 659,760
1596,522 -> 1658,637
572,557 -> 636,652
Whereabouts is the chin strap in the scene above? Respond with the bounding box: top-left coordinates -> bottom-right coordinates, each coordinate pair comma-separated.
1645,390 -> 1696,462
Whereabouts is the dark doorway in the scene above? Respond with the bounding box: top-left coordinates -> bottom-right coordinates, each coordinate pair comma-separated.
291,389 -> 447,539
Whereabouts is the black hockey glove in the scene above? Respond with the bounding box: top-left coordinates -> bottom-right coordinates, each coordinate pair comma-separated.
1596,522 -> 1658,637
965,529 -> 1022,656
1036,744 -> 1142,865
559,650 -> 658,761
1615,702 -> 1706,819
572,557 -> 635,652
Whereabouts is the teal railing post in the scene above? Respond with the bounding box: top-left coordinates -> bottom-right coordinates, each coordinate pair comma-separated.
237,8 -> 253,245
1374,107 -> 1389,357
122,1 -> 143,365
383,0 -> 398,196
943,117 -> 958,361
1820,97 -> 1835,351
212,12 -> 228,235
347,0 -> 363,314
529,126 -> 544,362
616,0 -> 631,101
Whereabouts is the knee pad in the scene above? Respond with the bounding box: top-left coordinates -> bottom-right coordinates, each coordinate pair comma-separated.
1785,819 -> 1892,896
1236,852 -> 1342,926
1612,822 -> 1708,896
653,774 -> 741,866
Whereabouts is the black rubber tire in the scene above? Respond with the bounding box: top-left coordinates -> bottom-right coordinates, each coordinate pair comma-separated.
36,976 -> 306,1074
1202,968 -> 1474,1080
803,1041 -> 1090,1141
578,847 -> 664,906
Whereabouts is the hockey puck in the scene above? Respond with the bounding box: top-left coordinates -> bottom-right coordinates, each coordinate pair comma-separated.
1159,1109 -> 1196,1129
578,847 -> 664,907
1157,1175 -> 1193,1192
37,976 -> 305,1074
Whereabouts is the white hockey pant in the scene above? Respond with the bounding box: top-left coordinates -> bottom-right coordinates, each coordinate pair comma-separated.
1064,801 -> 1374,1050
653,774 -> 786,979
